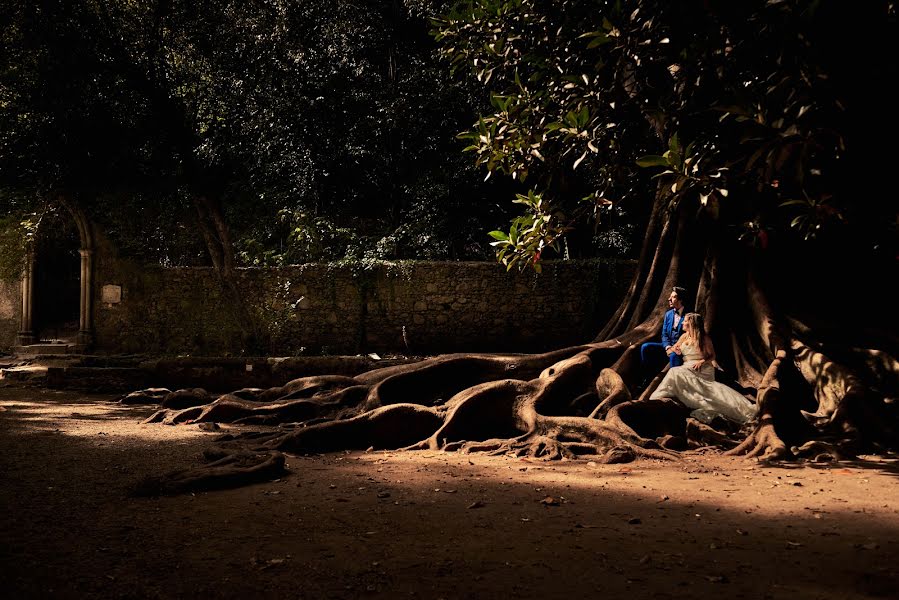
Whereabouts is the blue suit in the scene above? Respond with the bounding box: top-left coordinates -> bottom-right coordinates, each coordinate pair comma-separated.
641,309 -> 686,373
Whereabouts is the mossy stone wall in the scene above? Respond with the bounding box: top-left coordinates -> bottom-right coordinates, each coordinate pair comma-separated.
0,279 -> 19,352
89,260 -> 635,356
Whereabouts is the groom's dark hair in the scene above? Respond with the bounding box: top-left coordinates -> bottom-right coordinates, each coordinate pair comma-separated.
672,286 -> 689,307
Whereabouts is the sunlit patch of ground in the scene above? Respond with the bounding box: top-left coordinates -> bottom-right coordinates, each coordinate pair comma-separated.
0,388 -> 219,442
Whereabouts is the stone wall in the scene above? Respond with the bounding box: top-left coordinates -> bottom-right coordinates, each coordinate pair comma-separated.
90,260 -> 635,356
0,279 -> 20,353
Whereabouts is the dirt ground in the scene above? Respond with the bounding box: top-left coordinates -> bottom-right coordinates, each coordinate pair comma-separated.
1,385 -> 897,600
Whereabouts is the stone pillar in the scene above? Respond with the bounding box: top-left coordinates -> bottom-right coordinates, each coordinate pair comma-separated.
16,252 -> 36,346
76,248 -> 93,347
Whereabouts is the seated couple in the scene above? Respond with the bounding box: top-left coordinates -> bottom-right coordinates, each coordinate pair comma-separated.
641,288 -> 757,425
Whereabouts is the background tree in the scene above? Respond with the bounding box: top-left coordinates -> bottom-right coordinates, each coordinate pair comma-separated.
0,0 -> 526,271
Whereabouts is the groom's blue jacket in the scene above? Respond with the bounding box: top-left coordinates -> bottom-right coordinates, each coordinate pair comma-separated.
661,309 -> 686,349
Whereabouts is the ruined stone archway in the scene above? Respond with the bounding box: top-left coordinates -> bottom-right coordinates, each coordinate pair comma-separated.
16,196 -> 94,351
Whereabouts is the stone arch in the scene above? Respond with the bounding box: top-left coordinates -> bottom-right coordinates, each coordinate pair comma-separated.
17,196 -> 94,351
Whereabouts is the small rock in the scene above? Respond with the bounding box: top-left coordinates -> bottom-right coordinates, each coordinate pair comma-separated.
540,496 -> 560,506
858,542 -> 880,550
468,501 -> 485,509
627,517 -> 642,525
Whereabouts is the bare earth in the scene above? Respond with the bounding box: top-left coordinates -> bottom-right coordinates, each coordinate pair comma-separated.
1,386 -> 897,599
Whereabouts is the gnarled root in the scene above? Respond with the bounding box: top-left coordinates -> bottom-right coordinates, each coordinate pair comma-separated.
274,403 -> 444,454
445,434 -> 643,464
588,368 -> 632,419
685,418 -> 740,449
161,388 -> 212,409
118,388 -> 171,405
726,415 -> 788,459
727,352 -> 789,459
790,439 -> 855,462
132,450 -> 286,496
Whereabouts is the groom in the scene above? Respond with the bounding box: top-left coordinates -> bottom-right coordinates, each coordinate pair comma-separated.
641,286 -> 688,377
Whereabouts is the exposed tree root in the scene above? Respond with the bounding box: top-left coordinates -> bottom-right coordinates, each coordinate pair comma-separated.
133,450 -> 286,496
727,415 -> 788,460
588,368 -> 632,419
273,404 -> 444,453
118,388 -> 170,405
685,418 -> 740,449
790,440 -> 856,462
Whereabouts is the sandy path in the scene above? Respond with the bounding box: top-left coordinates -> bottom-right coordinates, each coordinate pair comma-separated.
1,386 -> 897,599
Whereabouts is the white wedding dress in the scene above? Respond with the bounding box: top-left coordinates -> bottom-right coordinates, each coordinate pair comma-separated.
649,340 -> 758,424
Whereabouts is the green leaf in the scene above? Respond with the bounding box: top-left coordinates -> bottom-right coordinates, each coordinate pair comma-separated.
636,155 -> 669,168
668,133 -> 682,169
577,106 -> 589,128
586,34 -> 611,49
488,230 -> 509,241
669,132 -> 680,155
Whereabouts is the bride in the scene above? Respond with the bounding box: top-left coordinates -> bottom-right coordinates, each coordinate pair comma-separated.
649,312 -> 758,424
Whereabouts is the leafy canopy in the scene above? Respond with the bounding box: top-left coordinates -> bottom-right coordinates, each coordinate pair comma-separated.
0,0 -> 515,266
434,0 -> 876,267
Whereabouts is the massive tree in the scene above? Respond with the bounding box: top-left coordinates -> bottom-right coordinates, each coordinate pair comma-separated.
125,0 -> 899,494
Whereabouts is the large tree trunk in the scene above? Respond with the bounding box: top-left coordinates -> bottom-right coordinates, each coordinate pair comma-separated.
131,192 -> 899,494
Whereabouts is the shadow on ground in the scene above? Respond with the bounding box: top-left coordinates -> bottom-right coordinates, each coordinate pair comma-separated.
1,387 -> 897,600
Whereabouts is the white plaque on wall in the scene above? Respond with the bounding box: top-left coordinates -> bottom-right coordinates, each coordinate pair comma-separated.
102,284 -> 122,304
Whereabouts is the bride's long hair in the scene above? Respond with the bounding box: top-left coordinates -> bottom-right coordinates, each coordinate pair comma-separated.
683,312 -> 713,360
